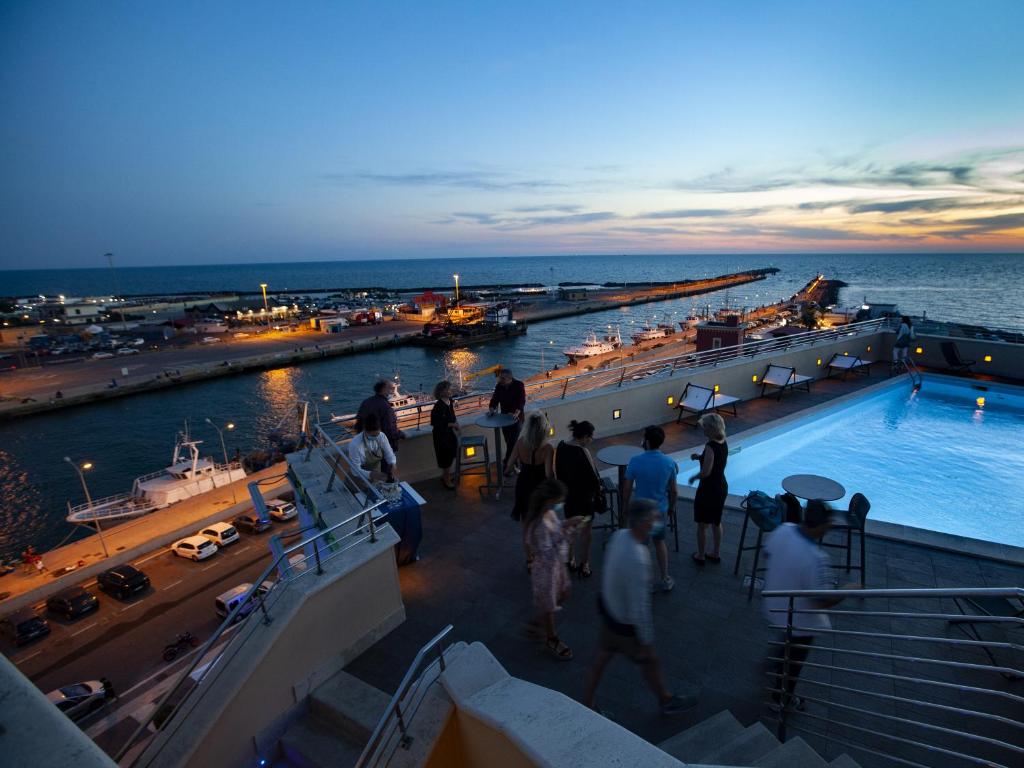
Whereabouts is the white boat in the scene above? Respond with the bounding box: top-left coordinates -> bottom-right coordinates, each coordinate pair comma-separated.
563,329 -> 622,361
678,304 -> 702,331
66,433 -> 246,524
631,320 -> 669,343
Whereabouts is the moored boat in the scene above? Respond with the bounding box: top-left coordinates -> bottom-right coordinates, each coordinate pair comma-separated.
564,328 -> 622,362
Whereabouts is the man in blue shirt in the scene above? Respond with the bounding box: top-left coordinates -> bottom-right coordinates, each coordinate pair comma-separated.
622,425 -> 678,592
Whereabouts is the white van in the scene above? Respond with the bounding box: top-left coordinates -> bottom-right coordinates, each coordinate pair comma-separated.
215,581 -> 273,621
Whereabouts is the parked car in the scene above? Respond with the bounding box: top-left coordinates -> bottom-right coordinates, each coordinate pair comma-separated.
232,512 -> 272,534
232,332 -> 250,338
116,347 -> 139,356
46,586 -> 100,620
266,500 -> 297,521
97,564 -> 150,599
172,535 -> 218,561
200,336 -> 220,344
46,679 -> 114,722
0,607 -> 51,646
92,351 -> 114,359
129,338 -> 145,346
215,581 -> 274,621
199,522 -> 240,547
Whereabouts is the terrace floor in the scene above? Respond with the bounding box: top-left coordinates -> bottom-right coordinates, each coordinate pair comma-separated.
345,366 -> 1024,765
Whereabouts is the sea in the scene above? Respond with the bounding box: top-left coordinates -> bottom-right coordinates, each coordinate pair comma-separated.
1,252 -> 1022,562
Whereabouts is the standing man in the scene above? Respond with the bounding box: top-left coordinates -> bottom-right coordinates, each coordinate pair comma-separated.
583,500 -> 695,715
762,500 -> 859,711
355,379 -> 405,451
488,368 -> 526,471
621,425 -> 678,593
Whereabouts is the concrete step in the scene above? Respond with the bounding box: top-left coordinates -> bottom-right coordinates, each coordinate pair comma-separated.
279,715 -> 364,768
754,736 -> 829,768
658,709 -> 745,763
829,755 -> 863,768
310,670 -> 390,744
700,722 -> 781,766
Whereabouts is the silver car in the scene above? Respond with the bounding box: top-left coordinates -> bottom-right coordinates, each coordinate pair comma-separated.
46,678 -> 114,722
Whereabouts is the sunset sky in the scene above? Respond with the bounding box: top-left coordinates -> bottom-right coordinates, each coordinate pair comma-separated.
1,1 -> 1023,268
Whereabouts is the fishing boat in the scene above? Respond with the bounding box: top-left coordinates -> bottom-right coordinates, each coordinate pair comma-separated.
678,304 -> 701,331
66,432 -> 247,524
563,328 -> 622,362
631,320 -> 670,344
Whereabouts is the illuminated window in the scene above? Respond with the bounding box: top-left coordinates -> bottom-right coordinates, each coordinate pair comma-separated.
984,355 -> 992,362
612,409 -> 622,420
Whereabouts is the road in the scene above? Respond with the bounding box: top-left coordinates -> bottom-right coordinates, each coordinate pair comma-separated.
3,515 -> 303,752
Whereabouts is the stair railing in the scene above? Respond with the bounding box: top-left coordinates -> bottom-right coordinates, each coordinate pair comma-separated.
763,586 -> 1024,768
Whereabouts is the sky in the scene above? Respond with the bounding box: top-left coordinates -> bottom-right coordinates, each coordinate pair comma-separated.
1,1 -> 1023,269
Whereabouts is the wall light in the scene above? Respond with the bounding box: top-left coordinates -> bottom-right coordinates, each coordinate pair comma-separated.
984,355 -> 992,362
751,375 -> 758,383
915,346 -> 923,354
464,446 -> 476,458
976,397 -> 985,408
548,426 -> 555,436
666,395 -> 674,406
713,384 -> 720,392
843,351 -> 849,356
816,358 -> 822,366
866,345 -> 872,352
612,409 -> 622,420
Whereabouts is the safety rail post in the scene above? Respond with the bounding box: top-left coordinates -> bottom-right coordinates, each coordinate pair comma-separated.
367,508 -> 378,543
561,377 -> 571,399
617,367 -> 627,387
777,595 -> 796,742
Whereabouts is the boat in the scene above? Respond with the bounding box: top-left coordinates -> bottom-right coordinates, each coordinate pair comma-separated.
656,314 -> 677,336
66,432 -> 247,524
631,320 -> 669,344
678,304 -> 701,331
563,328 -> 622,362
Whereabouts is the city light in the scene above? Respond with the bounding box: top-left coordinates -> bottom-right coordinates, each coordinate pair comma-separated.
82,462 -> 93,470
453,273 -> 460,302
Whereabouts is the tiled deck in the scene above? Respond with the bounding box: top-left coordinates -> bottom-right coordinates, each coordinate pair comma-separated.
346,368 -> 1024,765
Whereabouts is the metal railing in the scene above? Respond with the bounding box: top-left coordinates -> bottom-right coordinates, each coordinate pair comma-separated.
330,318 -> 888,435
356,624 -> 456,768
116,470 -> 389,765
763,587 -> 1024,768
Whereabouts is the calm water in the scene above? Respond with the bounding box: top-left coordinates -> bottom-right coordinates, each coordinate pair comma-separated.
698,377 -> 1024,547
1,252 -> 1022,561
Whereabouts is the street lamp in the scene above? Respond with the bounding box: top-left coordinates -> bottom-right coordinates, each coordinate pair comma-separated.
205,419 -> 238,503
453,274 -> 460,303
260,283 -> 269,326
63,456 -> 108,558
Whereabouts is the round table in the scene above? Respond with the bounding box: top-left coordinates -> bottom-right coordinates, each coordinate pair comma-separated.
596,444 -> 643,527
474,412 -> 518,499
782,474 -> 846,502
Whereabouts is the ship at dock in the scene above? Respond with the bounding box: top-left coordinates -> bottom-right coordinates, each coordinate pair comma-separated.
65,432 -> 247,524
563,327 -> 623,362
410,300 -> 527,348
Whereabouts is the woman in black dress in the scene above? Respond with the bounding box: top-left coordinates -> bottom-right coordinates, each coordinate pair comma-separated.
507,412 -> 554,567
554,419 -> 601,577
688,413 -> 729,564
430,380 -> 459,489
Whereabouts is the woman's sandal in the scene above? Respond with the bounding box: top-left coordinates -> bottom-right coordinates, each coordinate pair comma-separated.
567,558 -> 579,574
545,636 -> 573,661
691,552 -> 706,565
578,562 -> 592,578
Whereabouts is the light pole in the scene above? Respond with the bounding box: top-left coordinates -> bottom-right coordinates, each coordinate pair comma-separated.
64,457 -> 108,558
260,283 -> 269,326
453,274 -> 460,303
105,252 -> 128,331
205,419 -> 237,503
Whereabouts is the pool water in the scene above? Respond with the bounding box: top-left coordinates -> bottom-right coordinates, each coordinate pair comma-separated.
678,376 -> 1024,548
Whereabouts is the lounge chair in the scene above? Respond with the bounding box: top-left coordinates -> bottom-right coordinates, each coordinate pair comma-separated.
675,383 -> 739,426
949,594 -> 1024,679
826,352 -> 873,380
759,364 -> 813,400
940,341 -> 975,373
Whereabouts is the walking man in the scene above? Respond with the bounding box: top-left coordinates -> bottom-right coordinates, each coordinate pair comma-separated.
487,368 -> 526,470
762,500 -> 860,711
621,425 -> 678,593
583,500 -> 695,715
355,379 -> 405,451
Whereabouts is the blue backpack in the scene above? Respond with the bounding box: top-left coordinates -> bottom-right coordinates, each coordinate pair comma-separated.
742,490 -> 784,531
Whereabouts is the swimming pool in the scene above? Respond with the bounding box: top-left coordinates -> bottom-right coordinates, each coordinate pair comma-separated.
678,375 -> 1024,548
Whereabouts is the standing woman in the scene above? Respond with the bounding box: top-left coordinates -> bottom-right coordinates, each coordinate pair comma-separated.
430,380 -> 459,489
524,478 -> 585,660
688,413 -> 729,564
554,420 -> 601,577
508,412 -> 555,565
892,315 -> 915,374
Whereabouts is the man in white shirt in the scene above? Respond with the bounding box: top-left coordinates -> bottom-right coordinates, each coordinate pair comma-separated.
583,499 -> 696,716
347,413 -> 397,483
762,500 -> 859,710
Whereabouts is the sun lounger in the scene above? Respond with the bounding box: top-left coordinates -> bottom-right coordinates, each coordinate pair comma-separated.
759,364 -> 813,400
675,383 -> 739,426
940,341 -> 975,373
826,353 -> 873,380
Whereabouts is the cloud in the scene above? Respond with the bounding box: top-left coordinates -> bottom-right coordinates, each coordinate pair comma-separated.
945,211 -> 1024,234
321,170 -> 567,191
509,204 -> 583,213
636,207 -> 766,220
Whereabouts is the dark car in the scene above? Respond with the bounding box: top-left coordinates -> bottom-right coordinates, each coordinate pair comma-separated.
232,512 -> 272,534
46,586 -> 100,620
0,607 -> 51,646
97,564 -> 151,599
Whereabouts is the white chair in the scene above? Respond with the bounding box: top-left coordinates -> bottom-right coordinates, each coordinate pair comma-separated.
675,383 -> 739,426
826,353 -> 873,380
760,364 -> 813,400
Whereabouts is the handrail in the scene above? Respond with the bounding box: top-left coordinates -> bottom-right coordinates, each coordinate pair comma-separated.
330,318 -> 888,434
764,586 -> 1024,768
116,485 -> 389,764
356,624 -> 455,768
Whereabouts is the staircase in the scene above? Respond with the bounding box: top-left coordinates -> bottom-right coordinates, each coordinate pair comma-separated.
659,710 -> 863,768
279,671 -> 390,768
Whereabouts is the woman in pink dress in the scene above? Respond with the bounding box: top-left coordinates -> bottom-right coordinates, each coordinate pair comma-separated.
524,478 -> 586,660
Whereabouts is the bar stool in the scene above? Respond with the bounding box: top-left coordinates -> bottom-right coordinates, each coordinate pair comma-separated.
734,494 -> 784,601
821,493 -> 871,583
593,476 -> 619,537
454,435 -> 491,488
